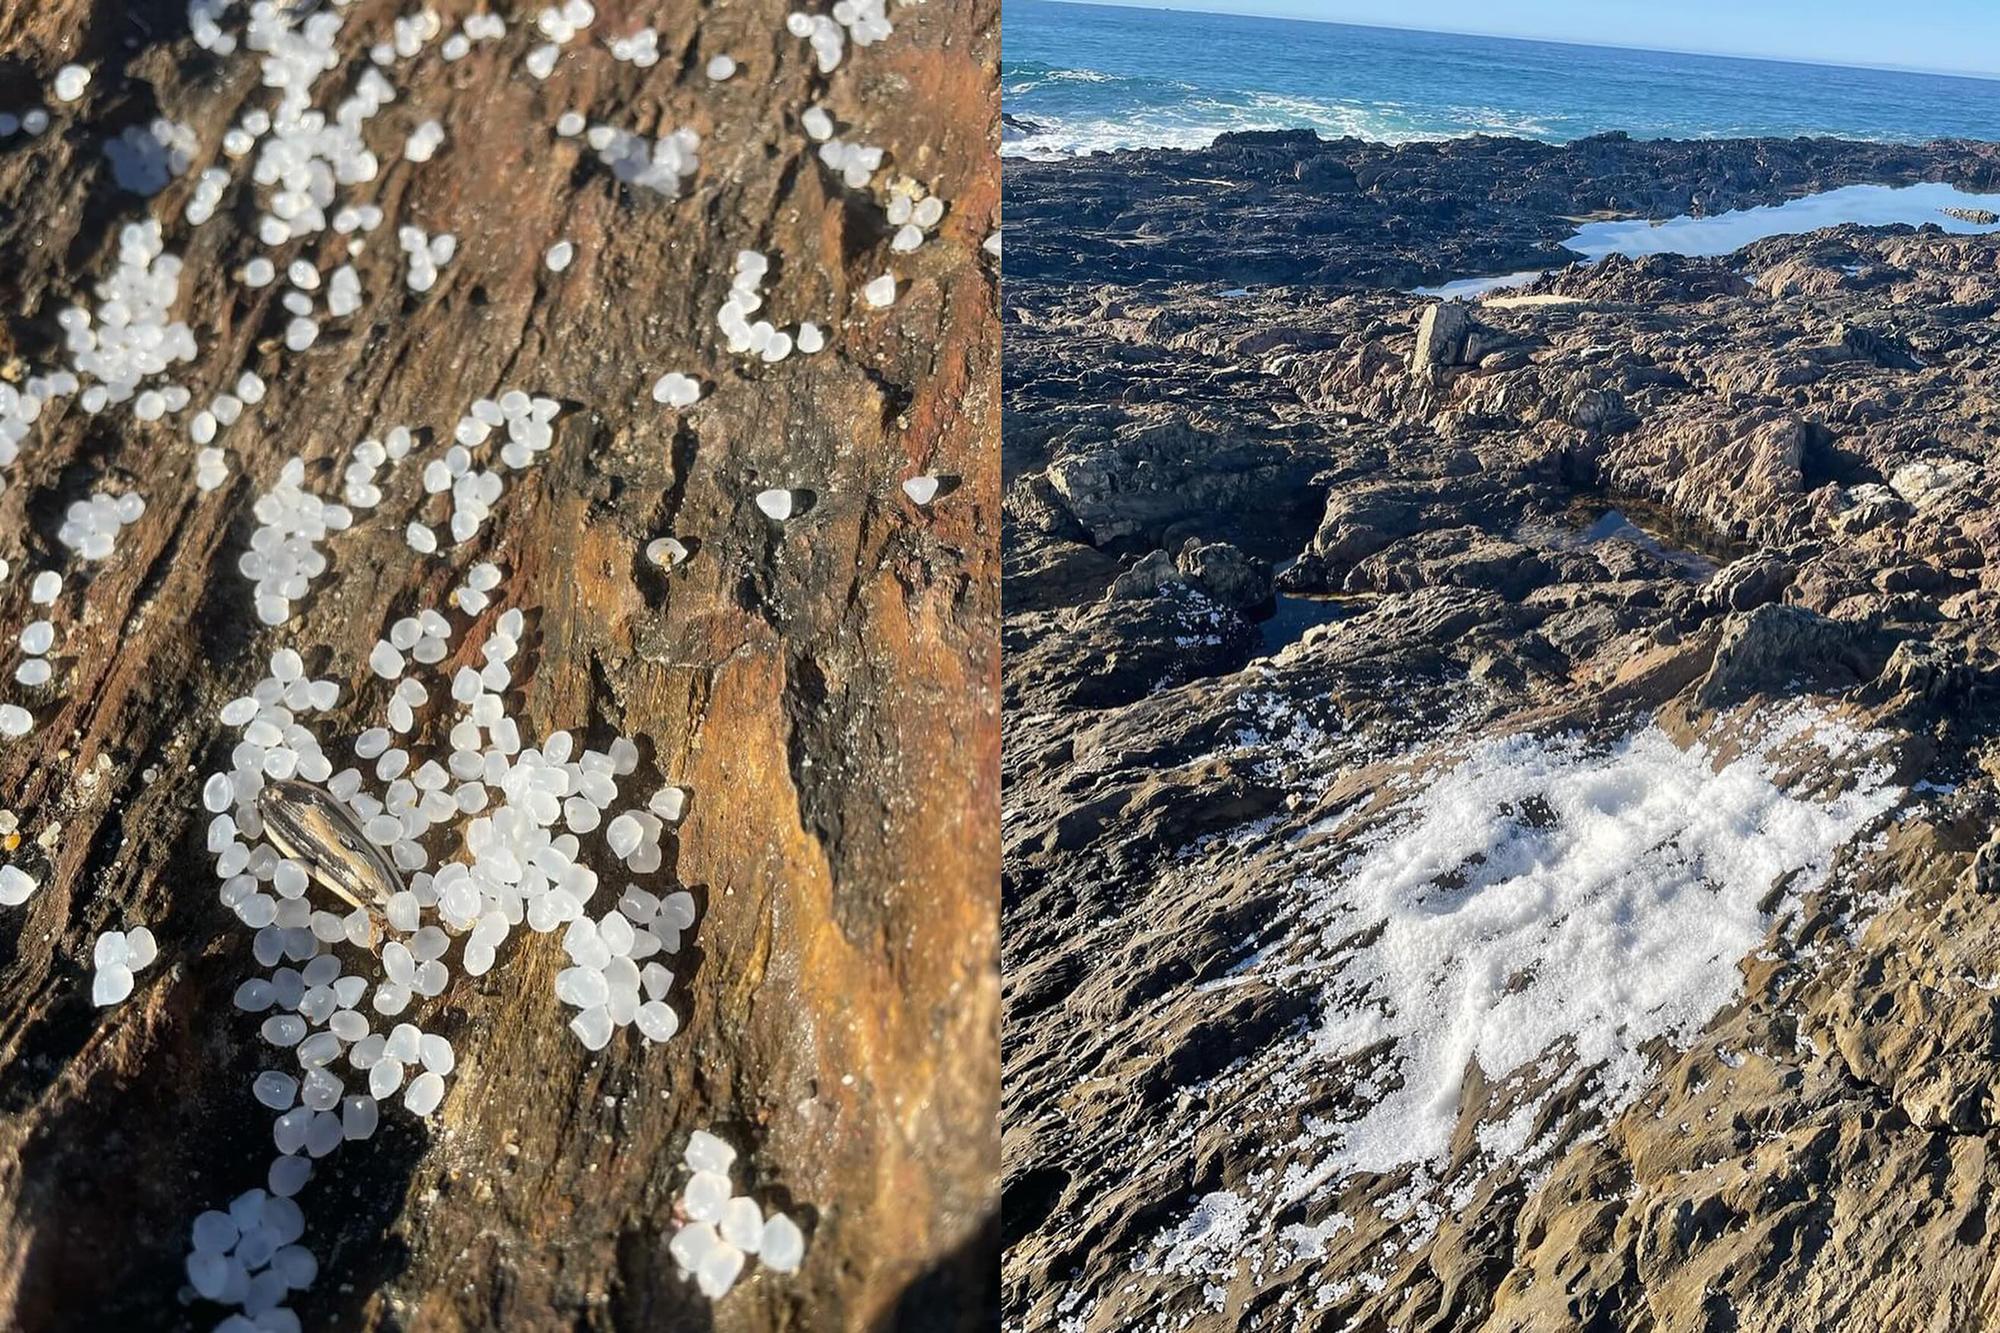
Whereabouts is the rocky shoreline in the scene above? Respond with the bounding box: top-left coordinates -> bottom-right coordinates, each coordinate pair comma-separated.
1004,130 -> 2000,289
1003,132 -> 2000,1330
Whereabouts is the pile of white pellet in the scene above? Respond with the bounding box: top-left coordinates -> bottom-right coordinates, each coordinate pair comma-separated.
92,926 -> 159,1005
240,459 -> 354,626
60,220 -> 197,412
588,122 -> 702,197
668,1130 -> 807,1298
420,390 -> 563,544
887,183 -> 947,252
607,26 -> 662,68
104,119 -> 198,196
715,249 -> 827,361
57,491 -> 146,561
396,225 -> 456,293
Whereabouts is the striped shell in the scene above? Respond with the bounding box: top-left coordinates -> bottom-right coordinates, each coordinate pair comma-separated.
256,778 -> 405,913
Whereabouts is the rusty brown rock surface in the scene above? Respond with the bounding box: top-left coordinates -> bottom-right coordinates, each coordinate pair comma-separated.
0,1 -> 1000,1329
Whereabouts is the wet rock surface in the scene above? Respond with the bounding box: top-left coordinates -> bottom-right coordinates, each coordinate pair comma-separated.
0,0 -> 1000,1329
1005,131 -> 2000,1331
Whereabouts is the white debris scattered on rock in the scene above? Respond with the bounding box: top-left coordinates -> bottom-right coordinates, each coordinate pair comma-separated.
0,375 -> 72,481
398,226 -> 456,293
6,621 -> 42,680
181,1188 -> 314,1317
342,425 -> 412,509
816,136 -> 885,190
452,559 -> 504,614
196,447 -> 231,492
786,0 -> 897,74
327,264 -> 363,317
185,167 -> 231,225
715,250 -> 805,361
423,390 -> 563,543
536,0 -> 596,44
649,786 -> 688,823
886,182 -> 947,253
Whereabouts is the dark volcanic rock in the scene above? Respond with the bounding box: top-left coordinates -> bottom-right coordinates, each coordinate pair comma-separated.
1175,540 -> 1272,610
1008,585 -> 1259,713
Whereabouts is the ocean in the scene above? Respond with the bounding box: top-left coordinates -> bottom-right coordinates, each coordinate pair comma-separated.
1003,0 -> 2000,157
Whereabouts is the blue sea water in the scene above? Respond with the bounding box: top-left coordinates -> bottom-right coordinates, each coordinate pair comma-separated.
1003,0 -> 2000,157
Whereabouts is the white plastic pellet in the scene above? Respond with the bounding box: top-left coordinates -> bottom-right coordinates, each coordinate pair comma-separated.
651,372 -> 700,408
53,65 -> 90,102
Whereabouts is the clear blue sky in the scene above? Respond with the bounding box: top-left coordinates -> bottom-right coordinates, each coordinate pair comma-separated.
1044,0 -> 2000,78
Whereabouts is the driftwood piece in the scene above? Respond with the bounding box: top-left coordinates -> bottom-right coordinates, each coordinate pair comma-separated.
0,0 -> 999,1328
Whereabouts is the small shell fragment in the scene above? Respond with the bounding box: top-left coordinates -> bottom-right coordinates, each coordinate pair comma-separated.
256,779 -> 405,913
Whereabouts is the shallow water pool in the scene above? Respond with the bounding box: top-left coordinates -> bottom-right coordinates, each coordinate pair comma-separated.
1414,181 -> 2000,297
1410,270 -> 1545,300
1257,592 -> 1361,652
1562,181 -> 2000,261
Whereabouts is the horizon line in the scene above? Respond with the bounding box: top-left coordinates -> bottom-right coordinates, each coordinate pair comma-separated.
1021,0 -> 2000,85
